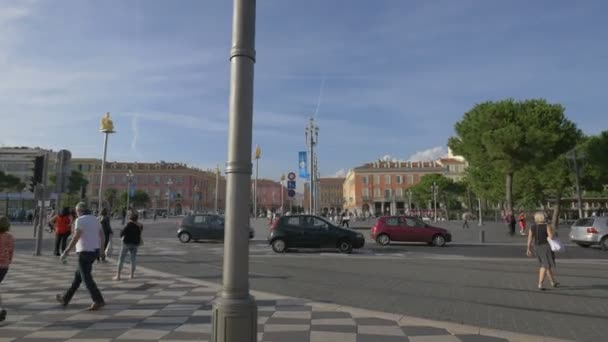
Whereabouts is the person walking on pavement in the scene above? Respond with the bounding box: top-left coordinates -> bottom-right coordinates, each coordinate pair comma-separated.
50,207 -> 72,256
518,210 -> 527,236
341,210 -> 350,228
505,211 -> 516,236
0,216 -> 15,322
526,211 -> 559,291
462,212 -> 471,229
113,212 -> 143,281
56,202 -> 106,311
98,208 -> 113,263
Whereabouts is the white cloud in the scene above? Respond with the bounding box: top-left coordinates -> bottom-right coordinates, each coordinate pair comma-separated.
332,168 -> 349,178
407,146 -> 448,162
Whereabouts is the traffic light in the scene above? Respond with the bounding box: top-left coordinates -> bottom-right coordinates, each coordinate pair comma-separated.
27,177 -> 36,193
33,156 -> 44,184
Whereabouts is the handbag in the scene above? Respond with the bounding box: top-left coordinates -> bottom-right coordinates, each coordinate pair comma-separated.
547,237 -> 565,253
105,239 -> 113,256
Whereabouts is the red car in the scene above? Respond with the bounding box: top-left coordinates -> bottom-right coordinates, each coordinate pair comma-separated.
370,216 -> 452,247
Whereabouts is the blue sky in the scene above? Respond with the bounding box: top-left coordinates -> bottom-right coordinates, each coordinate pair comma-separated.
1,0 -> 607,180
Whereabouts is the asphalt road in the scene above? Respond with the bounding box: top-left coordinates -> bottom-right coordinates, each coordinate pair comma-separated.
13,219 -> 608,341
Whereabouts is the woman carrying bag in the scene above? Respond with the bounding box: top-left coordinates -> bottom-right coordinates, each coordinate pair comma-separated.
113,212 -> 143,281
526,212 -> 560,291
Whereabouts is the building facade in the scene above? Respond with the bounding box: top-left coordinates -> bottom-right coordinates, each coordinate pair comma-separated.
251,179 -> 288,215
343,160 -> 452,216
303,177 -> 345,214
0,147 -> 72,194
72,159 -> 225,214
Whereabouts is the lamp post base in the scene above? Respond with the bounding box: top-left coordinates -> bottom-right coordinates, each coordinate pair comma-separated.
211,295 -> 257,342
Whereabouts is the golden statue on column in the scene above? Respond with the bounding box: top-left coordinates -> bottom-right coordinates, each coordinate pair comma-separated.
100,112 -> 115,132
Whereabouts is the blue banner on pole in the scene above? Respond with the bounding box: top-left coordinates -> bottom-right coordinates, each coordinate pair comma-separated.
129,183 -> 136,197
298,151 -> 308,179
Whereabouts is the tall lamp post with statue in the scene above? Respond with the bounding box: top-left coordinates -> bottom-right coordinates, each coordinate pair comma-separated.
98,112 -> 115,210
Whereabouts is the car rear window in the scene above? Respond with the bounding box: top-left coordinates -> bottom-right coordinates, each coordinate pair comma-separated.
384,217 -> 399,226
285,217 -> 300,226
574,218 -> 595,226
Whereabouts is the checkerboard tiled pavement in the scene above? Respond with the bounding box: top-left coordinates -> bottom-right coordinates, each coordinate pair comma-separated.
0,253 -> 571,342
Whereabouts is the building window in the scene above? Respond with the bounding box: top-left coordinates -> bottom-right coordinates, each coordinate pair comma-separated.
121,176 -> 127,184
176,176 -> 184,185
385,189 -> 392,198
109,176 -> 115,185
407,175 -> 414,184
362,176 -> 368,184
374,175 -> 380,184
153,176 -> 160,185
397,188 -> 403,197
396,175 -> 403,184
374,188 -> 381,197
362,188 -> 369,197
385,175 -> 391,184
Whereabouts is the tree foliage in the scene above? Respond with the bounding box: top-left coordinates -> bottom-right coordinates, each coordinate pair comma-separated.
104,188 -> 118,210
410,174 -> 465,213
67,171 -> 88,195
0,171 -> 23,192
449,98 -> 581,212
118,190 -> 150,209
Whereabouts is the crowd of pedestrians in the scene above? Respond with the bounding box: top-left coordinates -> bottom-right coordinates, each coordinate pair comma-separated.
0,201 -> 144,322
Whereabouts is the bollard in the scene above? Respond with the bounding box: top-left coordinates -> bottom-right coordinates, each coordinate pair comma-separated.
479,230 -> 485,243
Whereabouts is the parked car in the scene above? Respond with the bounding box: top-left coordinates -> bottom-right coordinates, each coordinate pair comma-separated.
371,216 -> 452,247
569,216 -> 608,250
267,215 -> 365,254
177,214 -> 254,242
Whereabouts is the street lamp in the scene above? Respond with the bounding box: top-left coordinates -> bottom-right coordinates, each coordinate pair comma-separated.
126,169 -> 134,214
430,182 -> 439,221
407,188 -> 412,214
98,112 -> 115,210
305,117 -> 319,214
166,178 -> 173,217
567,149 -> 585,219
253,145 -> 261,217
194,183 -> 200,214
280,174 -> 285,215
478,197 -> 483,226
215,164 -> 221,213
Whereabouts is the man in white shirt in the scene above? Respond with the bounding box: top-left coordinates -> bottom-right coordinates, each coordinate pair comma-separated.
56,202 -> 106,310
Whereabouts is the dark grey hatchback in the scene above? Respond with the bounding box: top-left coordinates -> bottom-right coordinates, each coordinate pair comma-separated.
268,215 -> 365,254
177,214 -> 254,243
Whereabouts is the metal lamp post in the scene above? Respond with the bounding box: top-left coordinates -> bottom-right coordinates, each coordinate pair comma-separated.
567,149 -> 585,219
215,164 -> 221,213
211,0 -> 257,340
194,184 -> 200,214
98,112 -> 115,211
253,145 -> 260,217
431,182 -> 438,221
166,178 -> 173,217
126,169 -> 134,214
478,197 -> 483,226
280,174 -> 285,215
305,117 -> 319,214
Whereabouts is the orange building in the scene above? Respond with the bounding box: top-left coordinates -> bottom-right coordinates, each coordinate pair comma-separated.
343,160 -> 453,216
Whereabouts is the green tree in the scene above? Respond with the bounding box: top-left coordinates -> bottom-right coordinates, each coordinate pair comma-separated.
410,174 -> 464,218
581,130 -> 608,191
449,99 -> 580,214
67,171 -> 88,195
104,188 -> 118,211
0,171 -> 23,192
118,190 -> 150,209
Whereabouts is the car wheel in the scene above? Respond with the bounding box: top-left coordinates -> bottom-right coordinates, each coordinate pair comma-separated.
432,234 -> 446,247
271,239 -> 287,253
600,236 -> 608,251
178,232 -> 191,243
338,240 -> 353,254
376,234 -> 390,246
576,242 -> 591,248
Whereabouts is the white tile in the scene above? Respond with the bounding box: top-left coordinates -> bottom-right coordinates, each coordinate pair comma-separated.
264,324 -> 310,332
117,329 -> 170,340
311,318 -> 356,326
310,331 -> 356,342
272,311 -> 312,319
115,309 -> 159,317
408,336 -> 461,342
26,330 -> 80,339
358,325 -> 405,336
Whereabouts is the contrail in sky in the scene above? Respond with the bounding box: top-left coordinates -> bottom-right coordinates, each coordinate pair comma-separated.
130,114 -> 139,153
313,75 -> 326,118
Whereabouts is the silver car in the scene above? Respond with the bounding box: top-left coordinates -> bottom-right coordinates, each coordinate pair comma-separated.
569,216 -> 608,249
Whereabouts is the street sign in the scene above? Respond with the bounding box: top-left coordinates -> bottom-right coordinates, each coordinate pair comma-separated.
287,172 -> 296,181
288,189 -> 296,198
287,180 -> 296,189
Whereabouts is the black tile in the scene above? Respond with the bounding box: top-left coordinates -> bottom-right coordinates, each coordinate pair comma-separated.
133,323 -> 181,331
275,305 -> 313,312
401,326 -> 450,336
256,300 -> 278,306
262,331 -> 310,342
312,311 -> 353,319
355,317 -> 399,326
266,318 -> 311,325
312,324 -> 357,333
73,329 -> 129,338
456,334 -> 509,342
162,331 -> 211,340
357,334 -> 410,342
185,315 -> 212,324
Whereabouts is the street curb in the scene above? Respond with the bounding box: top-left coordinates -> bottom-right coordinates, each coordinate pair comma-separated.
129,261 -> 573,342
